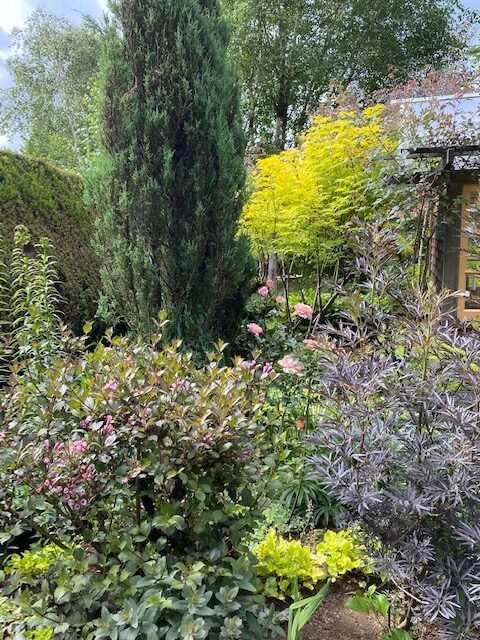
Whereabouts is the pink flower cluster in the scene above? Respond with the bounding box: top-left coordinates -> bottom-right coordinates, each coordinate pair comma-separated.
35,439 -> 93,511
101,414 -> 116,436
304,338 -> 320,351
104,379 -> 118,392
170,379 -> 185,392
240,359 -> 257,371
258,279 -> 276,298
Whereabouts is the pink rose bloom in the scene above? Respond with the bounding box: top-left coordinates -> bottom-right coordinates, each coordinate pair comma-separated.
275,296 -> 286,304
247,322 -> 263,336
266,279 -> 275,289
258,286 -> 269,297
104,379 -> 118,392
304,339 -> 319,351
279,355 -> 304,374
294,303 -> 314,320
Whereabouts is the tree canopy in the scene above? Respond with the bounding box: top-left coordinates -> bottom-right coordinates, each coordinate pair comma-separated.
223,0 -> 468,150
240,106 -> 394,265
0,9 -> 102,172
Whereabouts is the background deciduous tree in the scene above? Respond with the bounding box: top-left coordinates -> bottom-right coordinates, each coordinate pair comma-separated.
0,8 -> 102,172
223,0 -> 469,152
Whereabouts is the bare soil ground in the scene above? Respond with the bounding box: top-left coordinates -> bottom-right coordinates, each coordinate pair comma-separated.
300,580 -> 382,640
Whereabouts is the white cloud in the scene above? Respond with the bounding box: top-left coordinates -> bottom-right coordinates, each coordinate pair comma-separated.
0,134 -> 10,148
0,49 -> 11,61
0,1 -> 31,34
98,0 -> 109,13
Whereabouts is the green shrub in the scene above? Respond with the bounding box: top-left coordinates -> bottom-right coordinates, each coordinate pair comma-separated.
255,529 -> 326,600
254,528 -> 368,601
0,322 -> 283,638
0,151 -> 99,332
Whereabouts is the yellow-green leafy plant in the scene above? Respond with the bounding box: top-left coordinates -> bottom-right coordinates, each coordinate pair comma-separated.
255,529 -> 327,600
316,529 -> 367,581
241,106 -> 393,266
254,528 -> 368,600
5,544 -> 68,582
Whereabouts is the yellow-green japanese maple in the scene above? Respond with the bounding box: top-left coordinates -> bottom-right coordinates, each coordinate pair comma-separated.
241,105 -> 394,266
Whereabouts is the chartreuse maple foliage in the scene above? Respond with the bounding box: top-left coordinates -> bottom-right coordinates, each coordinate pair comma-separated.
241,106 -> 393,264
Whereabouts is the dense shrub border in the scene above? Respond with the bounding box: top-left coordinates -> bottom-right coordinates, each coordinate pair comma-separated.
0,151 -> 99,332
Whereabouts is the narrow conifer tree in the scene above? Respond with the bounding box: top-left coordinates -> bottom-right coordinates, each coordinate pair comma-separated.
87,0 -> 253,342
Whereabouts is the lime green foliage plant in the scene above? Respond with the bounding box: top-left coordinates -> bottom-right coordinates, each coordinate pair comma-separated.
316,529 -> 367,581
0,151 -> 99,332
5,545 -> 68,582
241,106 -> 393,266
254,528 -> 367,600
255,529 -> 326,600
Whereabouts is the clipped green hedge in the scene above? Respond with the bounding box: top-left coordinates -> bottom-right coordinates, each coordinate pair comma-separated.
0,151 -> 99,333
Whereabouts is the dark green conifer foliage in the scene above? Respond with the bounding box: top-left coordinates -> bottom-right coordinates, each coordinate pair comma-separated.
87,0 -> 253,343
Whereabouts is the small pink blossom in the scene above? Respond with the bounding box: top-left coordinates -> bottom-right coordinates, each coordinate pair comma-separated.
44,439 -> 50,449
294,303 -> 314,320
304,339 -> 319,351
275,296 -> 286,304
171,379 -> 185,391
262,362 -> 273,377
278,355 -> 304,374
35,486 -> 42,494
104,379 -> 118,392
258,286 -> 269,297
132,466 -> 145,476
80,499 -> 87,506
43,457 -> 51,465
0,432 -> 6,442
247,322 -> 263,336
101,415 -> 115,436
266,279 -> 275,289
121,477 -> 129,485
240,359 -> 257,370
68,440 -> 88,455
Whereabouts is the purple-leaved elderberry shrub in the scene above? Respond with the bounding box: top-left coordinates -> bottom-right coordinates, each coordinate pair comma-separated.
309,220 -> 480,639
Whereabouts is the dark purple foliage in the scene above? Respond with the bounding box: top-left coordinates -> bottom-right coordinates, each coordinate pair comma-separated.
309,221 -> 480,639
